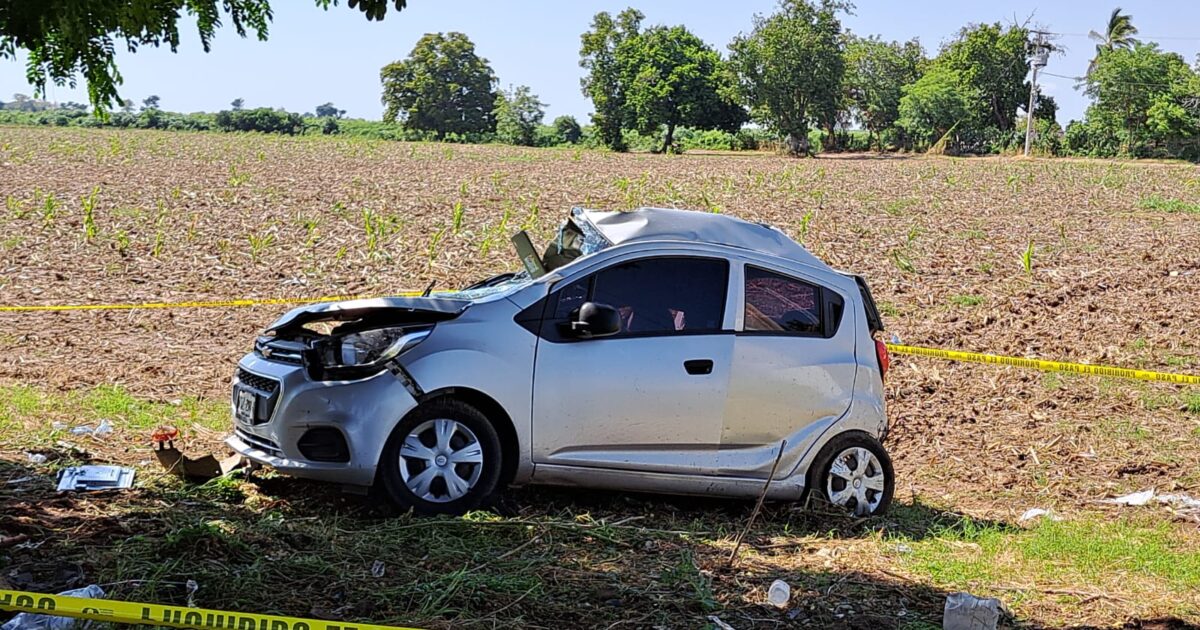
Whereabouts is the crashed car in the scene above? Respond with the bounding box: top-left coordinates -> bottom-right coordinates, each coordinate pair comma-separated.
228,207 -> 893,515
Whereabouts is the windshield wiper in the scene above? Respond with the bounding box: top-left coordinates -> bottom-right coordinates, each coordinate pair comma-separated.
461,273 -> 517,291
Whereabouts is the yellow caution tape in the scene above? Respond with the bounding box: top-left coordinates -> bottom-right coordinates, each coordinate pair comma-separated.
887,344 -> 1200,386
0,293 -> 1196,386
0,589 -> 423,630
0,294 -> 422,313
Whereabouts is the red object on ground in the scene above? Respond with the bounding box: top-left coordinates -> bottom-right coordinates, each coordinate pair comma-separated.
151,425 -> 179,444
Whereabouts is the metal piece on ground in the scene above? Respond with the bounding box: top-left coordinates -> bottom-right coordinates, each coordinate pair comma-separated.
55,466 -> 134,492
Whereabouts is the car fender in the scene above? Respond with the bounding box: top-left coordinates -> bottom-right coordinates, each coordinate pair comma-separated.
402,346 -> 536,484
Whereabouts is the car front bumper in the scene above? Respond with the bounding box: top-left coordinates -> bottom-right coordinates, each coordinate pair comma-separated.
227,352 -> 419,487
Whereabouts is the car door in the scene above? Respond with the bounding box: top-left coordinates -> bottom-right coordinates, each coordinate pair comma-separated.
531,255 -> 734,475
719,264 -> 857,478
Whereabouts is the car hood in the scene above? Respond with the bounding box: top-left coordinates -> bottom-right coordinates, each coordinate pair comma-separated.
266,296 -> 471,334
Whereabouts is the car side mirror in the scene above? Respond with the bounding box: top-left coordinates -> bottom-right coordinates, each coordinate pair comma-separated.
567,302 -> 620,339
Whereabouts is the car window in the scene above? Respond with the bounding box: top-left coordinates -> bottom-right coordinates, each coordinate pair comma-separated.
744,266 -> 823,334
557,257 -> 728,335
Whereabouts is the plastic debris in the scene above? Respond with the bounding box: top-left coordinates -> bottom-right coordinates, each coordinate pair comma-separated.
25,453 -> 47,465
370,560 -> 386,578
65,419 -> 113,437
56,465 -> 135,492
943,591 -> 1002,630
186,579 -> 199,608
1103,489 -> 1200,518
1017,508 -> 1061,523
766,579 -> 791,608
1103,489 -> 1156,506
0,584 -> 105,630
706,616 -> 736,630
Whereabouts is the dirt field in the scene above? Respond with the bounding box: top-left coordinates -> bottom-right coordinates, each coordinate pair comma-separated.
1,126 -> 1199,629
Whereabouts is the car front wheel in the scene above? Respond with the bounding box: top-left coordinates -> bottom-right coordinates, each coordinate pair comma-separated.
379,399 -> 502,515
808,431 -> 894,517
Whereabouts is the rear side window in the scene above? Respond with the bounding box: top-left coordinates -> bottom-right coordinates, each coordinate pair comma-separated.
744,266 -> 830,335
557,257 -> 729,336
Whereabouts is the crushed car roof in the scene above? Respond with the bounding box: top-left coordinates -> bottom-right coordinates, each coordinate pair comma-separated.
578,207 -> 828,269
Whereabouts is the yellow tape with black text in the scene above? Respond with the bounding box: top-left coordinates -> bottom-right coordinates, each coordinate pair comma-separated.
0,590 -> 423,630
886,344 -> 1200,386
0,295 -> 1196,386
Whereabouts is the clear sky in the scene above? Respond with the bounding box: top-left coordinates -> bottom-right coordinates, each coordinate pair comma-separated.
3,1 -> 1199,125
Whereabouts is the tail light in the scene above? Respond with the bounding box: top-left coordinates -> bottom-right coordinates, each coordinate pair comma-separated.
874,338 -> 890,381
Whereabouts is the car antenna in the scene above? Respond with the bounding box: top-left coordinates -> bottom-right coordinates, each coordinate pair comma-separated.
421,279 -> 436,297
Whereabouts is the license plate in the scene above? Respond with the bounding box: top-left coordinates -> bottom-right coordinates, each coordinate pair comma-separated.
236,389 -> 257,424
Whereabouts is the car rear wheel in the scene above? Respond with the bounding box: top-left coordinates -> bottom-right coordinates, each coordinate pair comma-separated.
379,399 -> 502,515
808,432 -> 893,517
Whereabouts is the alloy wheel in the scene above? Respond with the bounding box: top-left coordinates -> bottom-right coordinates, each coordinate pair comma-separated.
825,446 -> 886,516
398,418 -> 484,503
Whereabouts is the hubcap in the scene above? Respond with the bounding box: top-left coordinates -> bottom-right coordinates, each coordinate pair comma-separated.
398,418 -> 484,503
825,446 -> 886,516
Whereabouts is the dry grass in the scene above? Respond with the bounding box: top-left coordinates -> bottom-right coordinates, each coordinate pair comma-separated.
1,126 -> 1199,628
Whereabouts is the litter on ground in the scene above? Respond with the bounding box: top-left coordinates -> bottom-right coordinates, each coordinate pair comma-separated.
55,465 -> 135,492
0,585 -> 106,630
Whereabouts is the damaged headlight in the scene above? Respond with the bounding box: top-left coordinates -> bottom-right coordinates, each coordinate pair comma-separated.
316,326 -> 432,372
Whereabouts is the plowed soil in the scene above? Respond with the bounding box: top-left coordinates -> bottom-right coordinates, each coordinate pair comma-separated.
1,126 -> 1198,629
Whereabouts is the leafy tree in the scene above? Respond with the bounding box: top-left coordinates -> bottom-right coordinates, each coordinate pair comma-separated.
1088,7 -> 1139,75
843,35 -> 925,150
580,9 -> 644,151
0,1 -> 409,114
380,32 -> 497,139
897,65 -> 979,151
553,115 -> 583,144
215,107 -> 304,134
231,98 -> 245,111
315,102 -> 345,118
120,99 -> 135,113
617,25 -> 746,153
1034,94 -> 1058,123
494,85 -> 546,146
142,95 -> 161,110
729,0 -> 847,155
935,23 -> 1029,131
1084,42 -> 1200,156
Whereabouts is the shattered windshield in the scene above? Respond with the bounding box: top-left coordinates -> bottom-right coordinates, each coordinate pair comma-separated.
541,207 -> 611,270
444,208 -> 612,300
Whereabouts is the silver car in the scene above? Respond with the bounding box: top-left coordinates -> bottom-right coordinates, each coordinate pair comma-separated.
227,207 -> 894,516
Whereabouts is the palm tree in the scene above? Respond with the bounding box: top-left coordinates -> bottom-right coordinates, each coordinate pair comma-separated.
1088,8 -> 1139,74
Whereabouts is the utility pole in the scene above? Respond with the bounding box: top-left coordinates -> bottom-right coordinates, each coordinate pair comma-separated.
1024,31 -> 1051,157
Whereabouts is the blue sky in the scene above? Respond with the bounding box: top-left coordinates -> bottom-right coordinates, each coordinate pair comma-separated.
3,1 -> 1199,125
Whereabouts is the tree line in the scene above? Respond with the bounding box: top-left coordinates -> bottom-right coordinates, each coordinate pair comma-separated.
3,1 -> 1199,160
369,2 -> 1200,160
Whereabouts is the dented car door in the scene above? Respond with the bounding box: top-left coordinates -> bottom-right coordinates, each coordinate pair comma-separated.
530,256 -> 735,475
719,264 -> 858,478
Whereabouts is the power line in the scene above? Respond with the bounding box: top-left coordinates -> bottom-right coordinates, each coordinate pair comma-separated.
1044,31 -> 1200,41
1041,70 -> 1192,89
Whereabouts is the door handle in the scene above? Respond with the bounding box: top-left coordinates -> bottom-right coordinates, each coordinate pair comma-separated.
684,359 -> 714,375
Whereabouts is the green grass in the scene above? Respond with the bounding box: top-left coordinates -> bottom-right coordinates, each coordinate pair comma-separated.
1185,392 -> 1200,414
1139,195 -> 1200,214
903,516 -> 1200,594
0,383 -> 226,445
948,294 -> 985,307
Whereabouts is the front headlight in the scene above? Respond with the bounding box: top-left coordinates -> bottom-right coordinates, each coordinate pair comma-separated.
318,326 -> 432,369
